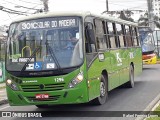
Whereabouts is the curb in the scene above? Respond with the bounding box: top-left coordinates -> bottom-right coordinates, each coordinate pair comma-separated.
0,86 -> 6,89
0,83 -> 7,105
156,61 -> 160,64
0,83 -> 6,89
135,93 -> 160,120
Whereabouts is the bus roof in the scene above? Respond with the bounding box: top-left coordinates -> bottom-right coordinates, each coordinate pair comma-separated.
11,11 -> 138,26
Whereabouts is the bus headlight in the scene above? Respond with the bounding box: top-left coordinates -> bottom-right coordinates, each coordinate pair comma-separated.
7,79 -> 12,85
68,72 -> 83,88
6,79 -> 19,91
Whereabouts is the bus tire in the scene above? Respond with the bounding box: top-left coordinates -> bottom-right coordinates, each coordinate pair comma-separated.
125,65 -> 134,88
91,75 -> 108,105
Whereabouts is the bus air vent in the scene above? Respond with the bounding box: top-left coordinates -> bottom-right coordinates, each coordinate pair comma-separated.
20,83 -> 65,92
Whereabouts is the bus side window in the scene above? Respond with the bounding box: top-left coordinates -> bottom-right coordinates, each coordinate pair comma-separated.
105,22 -> 110,48
130,26 -> 135,46
107,22 -> 117,48
116,23 -> 125,48
133,27 -> 139,46
125,25 -> 132,47
135,27 -> 141,46
85,23 -> 96,53
122,24 -> 127,47
94,19 -> 107,50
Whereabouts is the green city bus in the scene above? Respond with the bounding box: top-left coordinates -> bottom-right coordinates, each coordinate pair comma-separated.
5,11 -> 142,107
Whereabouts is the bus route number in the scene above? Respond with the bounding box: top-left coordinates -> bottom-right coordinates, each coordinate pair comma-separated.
55,78 -> 64,83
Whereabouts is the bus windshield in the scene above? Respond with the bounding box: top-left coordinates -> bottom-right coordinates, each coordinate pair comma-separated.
6,17 -> 83,72
139,28 -> 155,53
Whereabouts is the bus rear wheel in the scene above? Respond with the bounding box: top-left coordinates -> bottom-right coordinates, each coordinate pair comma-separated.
125,65 -> 134,88
91,75 -> 108,105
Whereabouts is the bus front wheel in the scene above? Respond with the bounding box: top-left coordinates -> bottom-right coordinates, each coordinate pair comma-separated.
91,75 -> 108,105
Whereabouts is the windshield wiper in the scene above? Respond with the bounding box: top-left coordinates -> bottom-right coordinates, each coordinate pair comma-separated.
20,46 -> 41,73
46,43 -> 61,71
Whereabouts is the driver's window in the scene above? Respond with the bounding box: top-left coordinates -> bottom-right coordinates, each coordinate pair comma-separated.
85,22 -> 96,53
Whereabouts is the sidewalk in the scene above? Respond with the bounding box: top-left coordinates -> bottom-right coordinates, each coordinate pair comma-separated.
0,83 -> 8,105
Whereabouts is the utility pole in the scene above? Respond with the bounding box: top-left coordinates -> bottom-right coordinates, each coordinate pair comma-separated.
147,0 -> 154,30
40,0 -> 49,12
106,0 -> 109,12
101,0 -> 109,14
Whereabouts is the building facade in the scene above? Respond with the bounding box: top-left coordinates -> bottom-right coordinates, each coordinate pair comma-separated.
153,0 -> 160,16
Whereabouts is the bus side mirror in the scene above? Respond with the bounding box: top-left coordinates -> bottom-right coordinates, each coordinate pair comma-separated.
85,28 -> 95,44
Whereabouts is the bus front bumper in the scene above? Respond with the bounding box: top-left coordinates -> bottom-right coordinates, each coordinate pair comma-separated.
143,55 -> 157,64
6,85 -> 89,106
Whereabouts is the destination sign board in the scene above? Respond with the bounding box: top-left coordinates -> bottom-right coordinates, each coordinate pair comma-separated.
21,17 -> 79,30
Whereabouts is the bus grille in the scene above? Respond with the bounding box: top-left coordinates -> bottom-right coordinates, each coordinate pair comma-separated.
20,83 -> 65,92
27,95 -> 61,102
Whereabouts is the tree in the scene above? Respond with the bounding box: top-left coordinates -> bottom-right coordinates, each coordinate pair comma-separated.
104,10 -> 134,22
124,10 -> 134,18
40,0 -> 49,12
138,13 -> 160,29
119,11 -> 134,22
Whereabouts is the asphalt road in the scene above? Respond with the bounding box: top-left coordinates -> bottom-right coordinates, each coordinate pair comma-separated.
1,64 -> 160,120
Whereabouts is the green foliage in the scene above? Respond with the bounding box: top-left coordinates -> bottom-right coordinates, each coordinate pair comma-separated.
138,13 -> 160,29
107,10 -> 134,22
146,106 -> 160,120
119,11 -> 134,22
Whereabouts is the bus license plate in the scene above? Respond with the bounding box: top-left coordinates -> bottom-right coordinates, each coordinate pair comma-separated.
36,94 -> 49,99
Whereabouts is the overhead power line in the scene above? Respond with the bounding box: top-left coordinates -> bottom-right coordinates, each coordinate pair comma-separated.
18,0 -> 42,5
2,0 -> 41,6
0,4 -> 40,26
1,9 -> 27,15
4,7 -> 30,14
2,0 -> 42,11
1,4 -> 40,19
0,5 -> 31,15
15,5 -> 41,11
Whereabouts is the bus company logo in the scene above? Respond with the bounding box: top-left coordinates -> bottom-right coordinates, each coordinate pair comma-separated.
116,53 -> 122,66
129,52 -> 134,59
39,84 -> 45,89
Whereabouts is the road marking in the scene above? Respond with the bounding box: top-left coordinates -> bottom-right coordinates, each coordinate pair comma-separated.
0,105 -> 10,110
135,93 -> 160,120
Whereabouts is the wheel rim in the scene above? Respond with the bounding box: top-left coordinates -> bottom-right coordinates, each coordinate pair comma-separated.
100,82 -> 106,97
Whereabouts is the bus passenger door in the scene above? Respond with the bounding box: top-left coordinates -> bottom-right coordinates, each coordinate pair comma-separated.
85,22 -> 101,101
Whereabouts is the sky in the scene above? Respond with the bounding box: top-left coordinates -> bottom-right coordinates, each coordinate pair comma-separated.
0,0 -> 147,26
